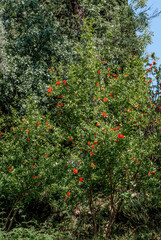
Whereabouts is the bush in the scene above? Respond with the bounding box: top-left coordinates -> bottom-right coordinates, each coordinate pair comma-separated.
0,20 -> 160,238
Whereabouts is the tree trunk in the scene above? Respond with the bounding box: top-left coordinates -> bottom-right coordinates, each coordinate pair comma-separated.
88,188 -> 97,238
5,193 -> 22,230
103,163 -> 123,237
103,199 -> 123,238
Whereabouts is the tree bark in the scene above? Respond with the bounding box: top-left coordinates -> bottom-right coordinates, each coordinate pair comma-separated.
89,188 -> 97,237
5,192 -> 22,230
103,163 -> 123,237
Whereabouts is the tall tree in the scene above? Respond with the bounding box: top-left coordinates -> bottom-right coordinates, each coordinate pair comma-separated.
0,8 -> 7,76
0,0 -> 153,114
0,0 -> 78,114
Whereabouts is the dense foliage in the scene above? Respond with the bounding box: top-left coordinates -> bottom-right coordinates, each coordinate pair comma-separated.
0,0 -> 161,239
0,0 -> 154,114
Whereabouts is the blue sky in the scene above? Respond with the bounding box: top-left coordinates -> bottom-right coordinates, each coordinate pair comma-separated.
146,0 -> 161,66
